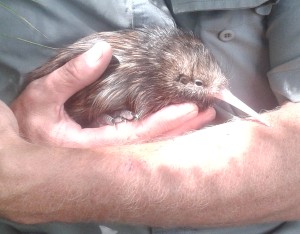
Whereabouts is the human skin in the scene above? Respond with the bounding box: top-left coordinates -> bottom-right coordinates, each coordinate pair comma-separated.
11,42 -> 215,147
2,42 -> 300,227
2,100 -> 300,227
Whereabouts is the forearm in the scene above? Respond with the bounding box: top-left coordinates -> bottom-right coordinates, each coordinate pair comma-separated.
113,105 -> 300,227
1,103 -> 300,227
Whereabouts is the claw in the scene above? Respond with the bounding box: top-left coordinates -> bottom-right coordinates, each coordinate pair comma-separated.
95,110 -> 137,126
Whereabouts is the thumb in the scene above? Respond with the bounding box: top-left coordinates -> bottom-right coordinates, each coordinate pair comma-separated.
48,41 -> 112,104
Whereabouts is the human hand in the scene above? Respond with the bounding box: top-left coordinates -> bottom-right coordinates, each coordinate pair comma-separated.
3,99 -> 300,225
0,100 -> 19,141
11,42 -> 215,148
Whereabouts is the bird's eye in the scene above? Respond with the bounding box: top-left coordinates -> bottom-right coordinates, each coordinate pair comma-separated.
177,74 -> 190,85
194,80 -> 203,86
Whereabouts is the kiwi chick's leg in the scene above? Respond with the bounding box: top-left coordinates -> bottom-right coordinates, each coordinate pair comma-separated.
111,110 -> 139,124
91,114 -> 115,127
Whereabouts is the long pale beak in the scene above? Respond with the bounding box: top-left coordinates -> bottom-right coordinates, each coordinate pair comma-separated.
214,89 -> 270,126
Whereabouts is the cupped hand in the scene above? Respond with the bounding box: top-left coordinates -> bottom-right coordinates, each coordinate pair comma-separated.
11,41 -> 216,148
0,101 -> 19,138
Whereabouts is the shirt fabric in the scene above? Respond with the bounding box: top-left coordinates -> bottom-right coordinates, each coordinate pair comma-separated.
0,0 -> 299,233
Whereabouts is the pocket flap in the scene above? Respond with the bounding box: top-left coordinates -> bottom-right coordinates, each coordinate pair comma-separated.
170,0 -> 274,14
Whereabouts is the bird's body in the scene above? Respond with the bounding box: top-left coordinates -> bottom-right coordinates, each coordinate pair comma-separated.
27,27 -> 267,127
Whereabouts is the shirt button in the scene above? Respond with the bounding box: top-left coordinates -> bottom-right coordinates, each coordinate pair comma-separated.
218,30 -> 235,42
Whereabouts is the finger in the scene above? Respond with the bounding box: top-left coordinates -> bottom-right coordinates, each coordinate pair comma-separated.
132,103 -> 201,139
51,103 -> 203,147
46,41 -> 112,103
161,107 -> 216,137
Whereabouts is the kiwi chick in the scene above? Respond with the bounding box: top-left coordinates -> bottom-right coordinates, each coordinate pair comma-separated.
26,27 -> 228,127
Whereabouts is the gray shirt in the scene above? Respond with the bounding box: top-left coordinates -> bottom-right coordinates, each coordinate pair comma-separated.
0,0 -> 299,233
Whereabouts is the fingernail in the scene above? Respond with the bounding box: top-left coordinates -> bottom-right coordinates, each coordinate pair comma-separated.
85,42 -> 104,66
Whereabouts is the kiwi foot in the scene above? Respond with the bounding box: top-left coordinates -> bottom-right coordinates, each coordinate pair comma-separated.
94,110 -> 139,126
